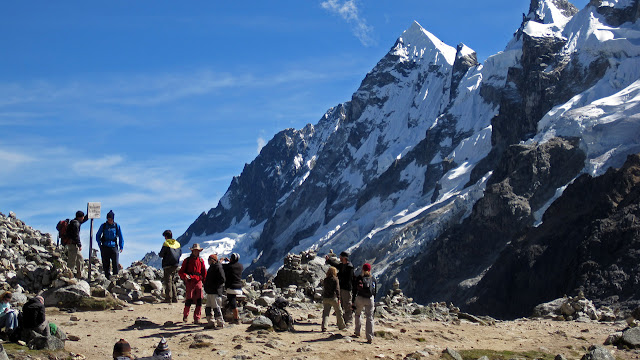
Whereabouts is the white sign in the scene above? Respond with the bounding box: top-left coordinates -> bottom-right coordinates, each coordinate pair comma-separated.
87,202 -> 101,219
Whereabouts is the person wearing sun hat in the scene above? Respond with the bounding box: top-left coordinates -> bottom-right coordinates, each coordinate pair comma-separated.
352,262 -> 377,343
178,243 -> 206,324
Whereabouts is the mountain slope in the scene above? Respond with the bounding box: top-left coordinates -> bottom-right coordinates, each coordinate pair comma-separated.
174,0 -> 640,318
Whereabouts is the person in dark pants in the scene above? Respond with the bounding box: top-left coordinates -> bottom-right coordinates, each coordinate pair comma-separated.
204,254 -> 226,329
96,210 -> 124,280
178,244 -> 206,324
222,253 -> 243,324
158,230 -> 181,303
66,211 -> 88,279
325,251 -> 355,326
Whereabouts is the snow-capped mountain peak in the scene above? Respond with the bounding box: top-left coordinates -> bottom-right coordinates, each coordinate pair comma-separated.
169,0 -> 640,319
393,21 -> 456,65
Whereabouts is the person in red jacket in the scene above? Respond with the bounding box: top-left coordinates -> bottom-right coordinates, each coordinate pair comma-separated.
178,243 -> 206,324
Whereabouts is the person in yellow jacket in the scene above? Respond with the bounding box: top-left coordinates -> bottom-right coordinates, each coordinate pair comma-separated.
158,230 -> 182,303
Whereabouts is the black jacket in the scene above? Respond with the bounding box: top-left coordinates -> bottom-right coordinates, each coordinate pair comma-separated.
204,262 -> 226,296
66,216 -> 88,246
326,257 -> 355,291
22,298 -> 46,329
223,261 -> 243,290
158,239 -> 182,268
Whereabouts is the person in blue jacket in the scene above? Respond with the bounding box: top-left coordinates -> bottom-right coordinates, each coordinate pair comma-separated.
96,210 -> 124,279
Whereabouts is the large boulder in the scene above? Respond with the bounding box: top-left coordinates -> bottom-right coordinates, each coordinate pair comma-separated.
620,327 -> 640,349
580,345 -> 615,360
42,280 -> 91,307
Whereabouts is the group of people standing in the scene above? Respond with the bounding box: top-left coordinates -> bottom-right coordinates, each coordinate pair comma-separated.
158,231 -> 244,329
323,251 -> 377,343
64,209 -> 124,280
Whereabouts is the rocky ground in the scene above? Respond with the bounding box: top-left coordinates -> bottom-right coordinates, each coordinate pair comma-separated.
38,302 -> 639,360
3,212 -> 640,360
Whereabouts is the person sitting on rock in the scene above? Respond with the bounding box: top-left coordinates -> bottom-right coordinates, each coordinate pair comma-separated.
0,291 -> 19,337
204,254 -> 226,329
321,266 -> 346,332
178,243 -> 206,324
21,296 -> 47,337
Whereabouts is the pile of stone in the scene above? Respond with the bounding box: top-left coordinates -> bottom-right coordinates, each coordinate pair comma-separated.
273,250 -> 327,299
532,293 -> 618,322
374,278 -> 494,325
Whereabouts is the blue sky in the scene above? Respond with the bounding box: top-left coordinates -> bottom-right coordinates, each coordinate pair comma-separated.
0,0 -> 589,267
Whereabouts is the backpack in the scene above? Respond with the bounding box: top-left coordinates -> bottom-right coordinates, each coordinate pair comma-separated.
101,222 -> 118,242
56,219 -> 70,245
265,297 -> 294,332
356,275 -> 377,298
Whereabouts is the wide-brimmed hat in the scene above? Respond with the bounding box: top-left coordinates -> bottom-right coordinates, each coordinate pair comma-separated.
190,243 -> 203,251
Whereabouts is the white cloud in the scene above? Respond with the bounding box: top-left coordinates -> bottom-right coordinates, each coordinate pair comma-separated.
257,137 -> 267,154
321,0 -> 374,46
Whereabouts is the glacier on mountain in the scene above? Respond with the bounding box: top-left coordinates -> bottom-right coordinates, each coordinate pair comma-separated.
172,0 -> 640,315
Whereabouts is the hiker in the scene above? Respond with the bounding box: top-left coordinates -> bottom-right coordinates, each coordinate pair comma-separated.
96,210 -> 124,279
352,263 -> 377,343
178,243 -> 206,324
66,210 -> 88,278
0,291 -> 19,336
203,254 -> 225,329
325,250 -> 355,325
222,253 -> 243,324
113,338 -> 133,360
21,296 -> 47,338
158,230 -> 181,303
321,266 -> 346,332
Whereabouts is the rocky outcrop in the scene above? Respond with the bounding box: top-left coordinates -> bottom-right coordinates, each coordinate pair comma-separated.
467,153 -> 640,318
406,137 -> 586,309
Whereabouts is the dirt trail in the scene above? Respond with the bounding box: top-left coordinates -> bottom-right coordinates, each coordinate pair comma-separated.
47,303 -> 634,360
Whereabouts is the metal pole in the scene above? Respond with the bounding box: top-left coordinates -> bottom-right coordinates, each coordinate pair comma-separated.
89,218 -> 94,282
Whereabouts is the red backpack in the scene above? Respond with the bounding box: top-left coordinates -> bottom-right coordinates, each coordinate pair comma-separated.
56,219 -> 70,245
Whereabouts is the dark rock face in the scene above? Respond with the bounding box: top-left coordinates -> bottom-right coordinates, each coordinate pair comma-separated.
467,154 -> 640,318
406,137 -> 586,309
590,0 -> 640,27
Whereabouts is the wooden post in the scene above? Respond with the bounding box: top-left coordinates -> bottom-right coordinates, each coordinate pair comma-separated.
89,218 -> 94,282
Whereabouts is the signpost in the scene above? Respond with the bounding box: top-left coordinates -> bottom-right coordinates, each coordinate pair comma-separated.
87,202 -> 101,282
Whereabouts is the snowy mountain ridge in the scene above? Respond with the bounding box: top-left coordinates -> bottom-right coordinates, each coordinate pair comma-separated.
168,0 -> 640,317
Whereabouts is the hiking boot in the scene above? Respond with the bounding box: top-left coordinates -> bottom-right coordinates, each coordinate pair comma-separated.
194,319 -> 202,325
203,323 -> 216,329
182,316 -> 188,323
